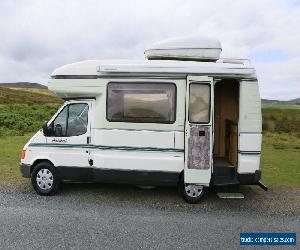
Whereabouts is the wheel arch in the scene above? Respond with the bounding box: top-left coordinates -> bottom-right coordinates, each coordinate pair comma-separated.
30,159 -> 55,174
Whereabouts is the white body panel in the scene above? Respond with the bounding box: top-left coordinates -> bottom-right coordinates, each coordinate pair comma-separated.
26,145 -> 88,168
238,154 -> 260,174
91,129 -> 184,173
239,133 -> 262,152
22,130 -> 47,165
92,150 -> 183,172
97,62 -> 254,76
238,80 -> 262,174
239,81 -> 262,133
174,131 -> 184,150
23,128 -> 184,173
93,129 -> 174,149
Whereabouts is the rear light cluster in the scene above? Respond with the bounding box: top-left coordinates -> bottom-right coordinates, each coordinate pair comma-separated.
21,149 -> 26,159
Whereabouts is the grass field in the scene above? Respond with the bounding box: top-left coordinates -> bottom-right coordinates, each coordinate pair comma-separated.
0,87 -> 299,188
261,132 -> 300,187
0,134 -> 32,184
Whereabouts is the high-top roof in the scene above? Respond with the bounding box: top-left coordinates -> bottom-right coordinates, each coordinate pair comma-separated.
50,36 -> 256,79
51,59 -> 255,78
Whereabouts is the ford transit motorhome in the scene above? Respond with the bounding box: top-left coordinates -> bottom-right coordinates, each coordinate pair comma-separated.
20,37 -> 266,203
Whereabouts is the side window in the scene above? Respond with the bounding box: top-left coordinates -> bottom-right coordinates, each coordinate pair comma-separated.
52,103 -> 89,137
189,84 -> 210,123
107,82 -> 176,123
67,104 -> 89,136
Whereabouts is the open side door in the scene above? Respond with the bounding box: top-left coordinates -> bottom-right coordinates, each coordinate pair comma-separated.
184,76 -> 213,185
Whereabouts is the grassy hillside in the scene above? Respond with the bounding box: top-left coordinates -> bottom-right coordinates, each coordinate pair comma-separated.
0,82 -> 47,89
0,87 -> 62,136
0,104 -> 61,136
262,108 -> 300,132
0,87 -> 62,104
262,98 -> 300,109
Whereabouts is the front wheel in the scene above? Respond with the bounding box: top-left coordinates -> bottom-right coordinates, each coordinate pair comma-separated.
31,162 -> 61,196
179,181 -> 205,204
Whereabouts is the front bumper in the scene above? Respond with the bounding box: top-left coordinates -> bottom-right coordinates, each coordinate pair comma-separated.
20,163 -> 31,178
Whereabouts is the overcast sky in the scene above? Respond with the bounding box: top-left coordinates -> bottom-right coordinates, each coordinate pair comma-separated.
0,0 -> 299,100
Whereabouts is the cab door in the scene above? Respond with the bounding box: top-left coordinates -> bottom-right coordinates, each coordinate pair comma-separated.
46,100 -> 94,180
184,76 -> 213,185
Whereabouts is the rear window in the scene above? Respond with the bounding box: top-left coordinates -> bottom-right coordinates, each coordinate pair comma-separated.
107,82 -> 176,123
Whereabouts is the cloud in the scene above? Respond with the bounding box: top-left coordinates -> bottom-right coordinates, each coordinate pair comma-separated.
0,0 -> 299,99
255,58 -> 300,100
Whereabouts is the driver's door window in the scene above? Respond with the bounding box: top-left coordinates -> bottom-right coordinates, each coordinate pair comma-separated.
53,103 -> 88,137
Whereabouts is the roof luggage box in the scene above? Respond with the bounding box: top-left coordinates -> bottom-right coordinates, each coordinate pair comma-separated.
144,36 -> 222,62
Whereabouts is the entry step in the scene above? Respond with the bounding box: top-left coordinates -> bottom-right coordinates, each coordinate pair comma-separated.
212,176 -> 240,186
213,166 -> 235,177
217,192 -> 244,199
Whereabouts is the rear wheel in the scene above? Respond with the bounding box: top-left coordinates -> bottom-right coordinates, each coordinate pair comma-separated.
31,162 -> 60,196
179,181 -> 205,204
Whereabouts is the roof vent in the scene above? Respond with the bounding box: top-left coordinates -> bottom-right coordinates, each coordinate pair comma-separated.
145,36 -> 222,62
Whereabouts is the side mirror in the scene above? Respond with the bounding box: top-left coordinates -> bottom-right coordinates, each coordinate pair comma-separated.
42,122 -> 52,136
54,124 -> 63,137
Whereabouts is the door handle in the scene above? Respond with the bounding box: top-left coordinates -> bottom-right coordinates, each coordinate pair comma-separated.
87,136 -> 90,144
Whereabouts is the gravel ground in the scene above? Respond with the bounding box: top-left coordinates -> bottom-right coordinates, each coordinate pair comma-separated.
0,181 -> 299,250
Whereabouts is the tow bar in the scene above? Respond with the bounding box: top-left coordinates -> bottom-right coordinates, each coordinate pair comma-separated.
258,181 -> 268,191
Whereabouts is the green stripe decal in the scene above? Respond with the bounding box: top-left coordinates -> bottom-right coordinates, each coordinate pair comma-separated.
29,143 -> 184,153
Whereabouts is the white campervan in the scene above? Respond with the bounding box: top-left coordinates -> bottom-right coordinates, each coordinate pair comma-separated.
20,37 -> 267,203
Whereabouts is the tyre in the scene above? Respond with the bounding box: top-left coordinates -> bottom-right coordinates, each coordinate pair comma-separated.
31,162 -> 61,196
179,180 -> 205,204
